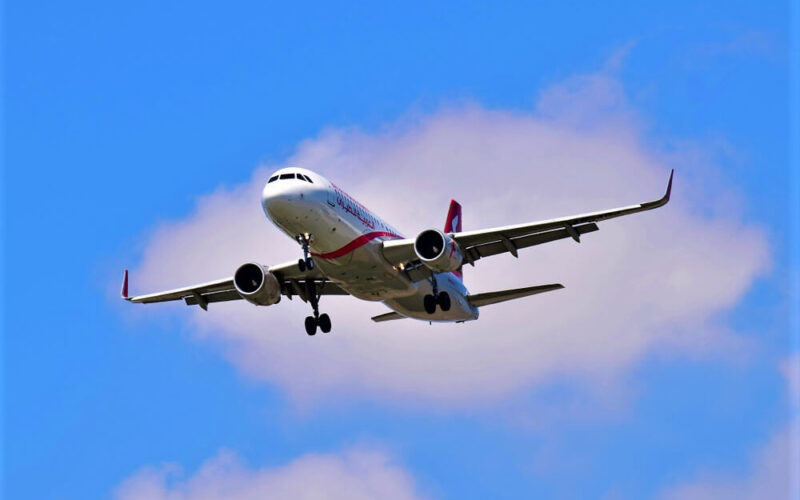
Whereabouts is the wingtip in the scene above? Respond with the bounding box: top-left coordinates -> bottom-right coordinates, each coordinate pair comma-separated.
121,269 -> 130,300
664,169 -> 674,202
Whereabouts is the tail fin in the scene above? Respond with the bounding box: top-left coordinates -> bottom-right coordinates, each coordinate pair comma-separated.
445,199 -> 463,280
444,199 -> 462,234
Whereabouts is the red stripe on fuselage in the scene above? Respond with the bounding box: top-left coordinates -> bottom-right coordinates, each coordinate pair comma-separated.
310,231 -> 403,260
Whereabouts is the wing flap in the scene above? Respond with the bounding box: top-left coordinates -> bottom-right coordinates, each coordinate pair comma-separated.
468,283 -> 564,307
464,223 -> 599,263
184,289 -> 242,306
127,277 -> 235,304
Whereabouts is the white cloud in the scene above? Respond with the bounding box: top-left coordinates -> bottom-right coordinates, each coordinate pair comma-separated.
114,447 -> 427,500
129,65 -> 769,409
659,355 -> 800,500
660,428 -> 794,500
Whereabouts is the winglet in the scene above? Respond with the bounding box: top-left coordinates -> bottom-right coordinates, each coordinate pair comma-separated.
121,269 -> 130,300
664,169 -> 674,203
641,169 -> 674,210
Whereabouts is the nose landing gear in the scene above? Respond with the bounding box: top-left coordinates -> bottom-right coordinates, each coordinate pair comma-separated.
423,275 -> 451,315
296,234 -> 315,272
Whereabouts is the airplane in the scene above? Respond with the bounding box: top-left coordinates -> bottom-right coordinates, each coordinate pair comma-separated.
122,168 -> 674,336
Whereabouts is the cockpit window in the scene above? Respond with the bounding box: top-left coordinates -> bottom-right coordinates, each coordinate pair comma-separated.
302,174 -> 313,183
268,175 -> 278,183
279,173 -> 295,180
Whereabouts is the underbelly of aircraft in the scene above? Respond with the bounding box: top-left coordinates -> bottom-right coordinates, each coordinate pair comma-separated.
275,202 -> 476,320
318,246 -> 478,322
315,244 -> 417,301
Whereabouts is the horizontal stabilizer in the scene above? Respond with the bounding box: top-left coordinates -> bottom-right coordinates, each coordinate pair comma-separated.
468,283 -> 564,308
371,311 -> 406,322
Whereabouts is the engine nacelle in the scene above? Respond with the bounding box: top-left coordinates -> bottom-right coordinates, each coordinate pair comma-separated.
414,229 -> 463,273
233,262 -> 282,306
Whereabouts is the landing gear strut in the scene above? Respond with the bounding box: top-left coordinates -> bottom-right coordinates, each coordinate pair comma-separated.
303,280 -> 331,336
296,233 -> 315,272
423,275 -> 451,315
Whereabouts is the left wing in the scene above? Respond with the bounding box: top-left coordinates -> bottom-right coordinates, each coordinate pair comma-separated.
382,170 -> 672,276
122,260 -> 348,310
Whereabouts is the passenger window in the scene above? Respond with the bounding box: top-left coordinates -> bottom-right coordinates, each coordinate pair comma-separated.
268,176 -> 278,183
279,173 -> 295,180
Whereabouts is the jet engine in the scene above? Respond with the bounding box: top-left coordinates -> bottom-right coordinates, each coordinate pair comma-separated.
414,229 -> 463,273
233,262 -> 282,306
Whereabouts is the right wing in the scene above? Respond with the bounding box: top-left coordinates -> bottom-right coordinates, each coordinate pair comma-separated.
382,170 -> 673,278
122,260 -> 349,310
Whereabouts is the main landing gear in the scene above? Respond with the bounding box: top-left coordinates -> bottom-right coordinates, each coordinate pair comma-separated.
296,233 -> 315,272
423,275 -> 451,315
304,280 -> 331,336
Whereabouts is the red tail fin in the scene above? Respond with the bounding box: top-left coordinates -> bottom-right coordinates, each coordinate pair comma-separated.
444,199 -> 462,234
121,269 -> 129,299
444,200 -> 463,280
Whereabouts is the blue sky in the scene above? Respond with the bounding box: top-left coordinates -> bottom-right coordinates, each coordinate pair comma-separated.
3,2 -> 797,499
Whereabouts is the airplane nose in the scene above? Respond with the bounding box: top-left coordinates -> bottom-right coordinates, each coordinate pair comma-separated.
261,182 -> 287,218
261,178 -> 314,219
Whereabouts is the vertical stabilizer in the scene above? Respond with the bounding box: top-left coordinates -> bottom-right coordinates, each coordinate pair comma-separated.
444,199 -> 462,234
444,199 -> 463,280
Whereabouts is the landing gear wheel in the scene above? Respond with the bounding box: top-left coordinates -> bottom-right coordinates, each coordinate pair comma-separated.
318,313 -> 331,333
304,316 -> 317,336
423,294 -> 437,314
297,234 -> 314,272
438,292 -> 451,312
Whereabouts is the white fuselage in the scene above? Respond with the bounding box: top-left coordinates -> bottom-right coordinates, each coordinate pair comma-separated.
261,168 -> 479,322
